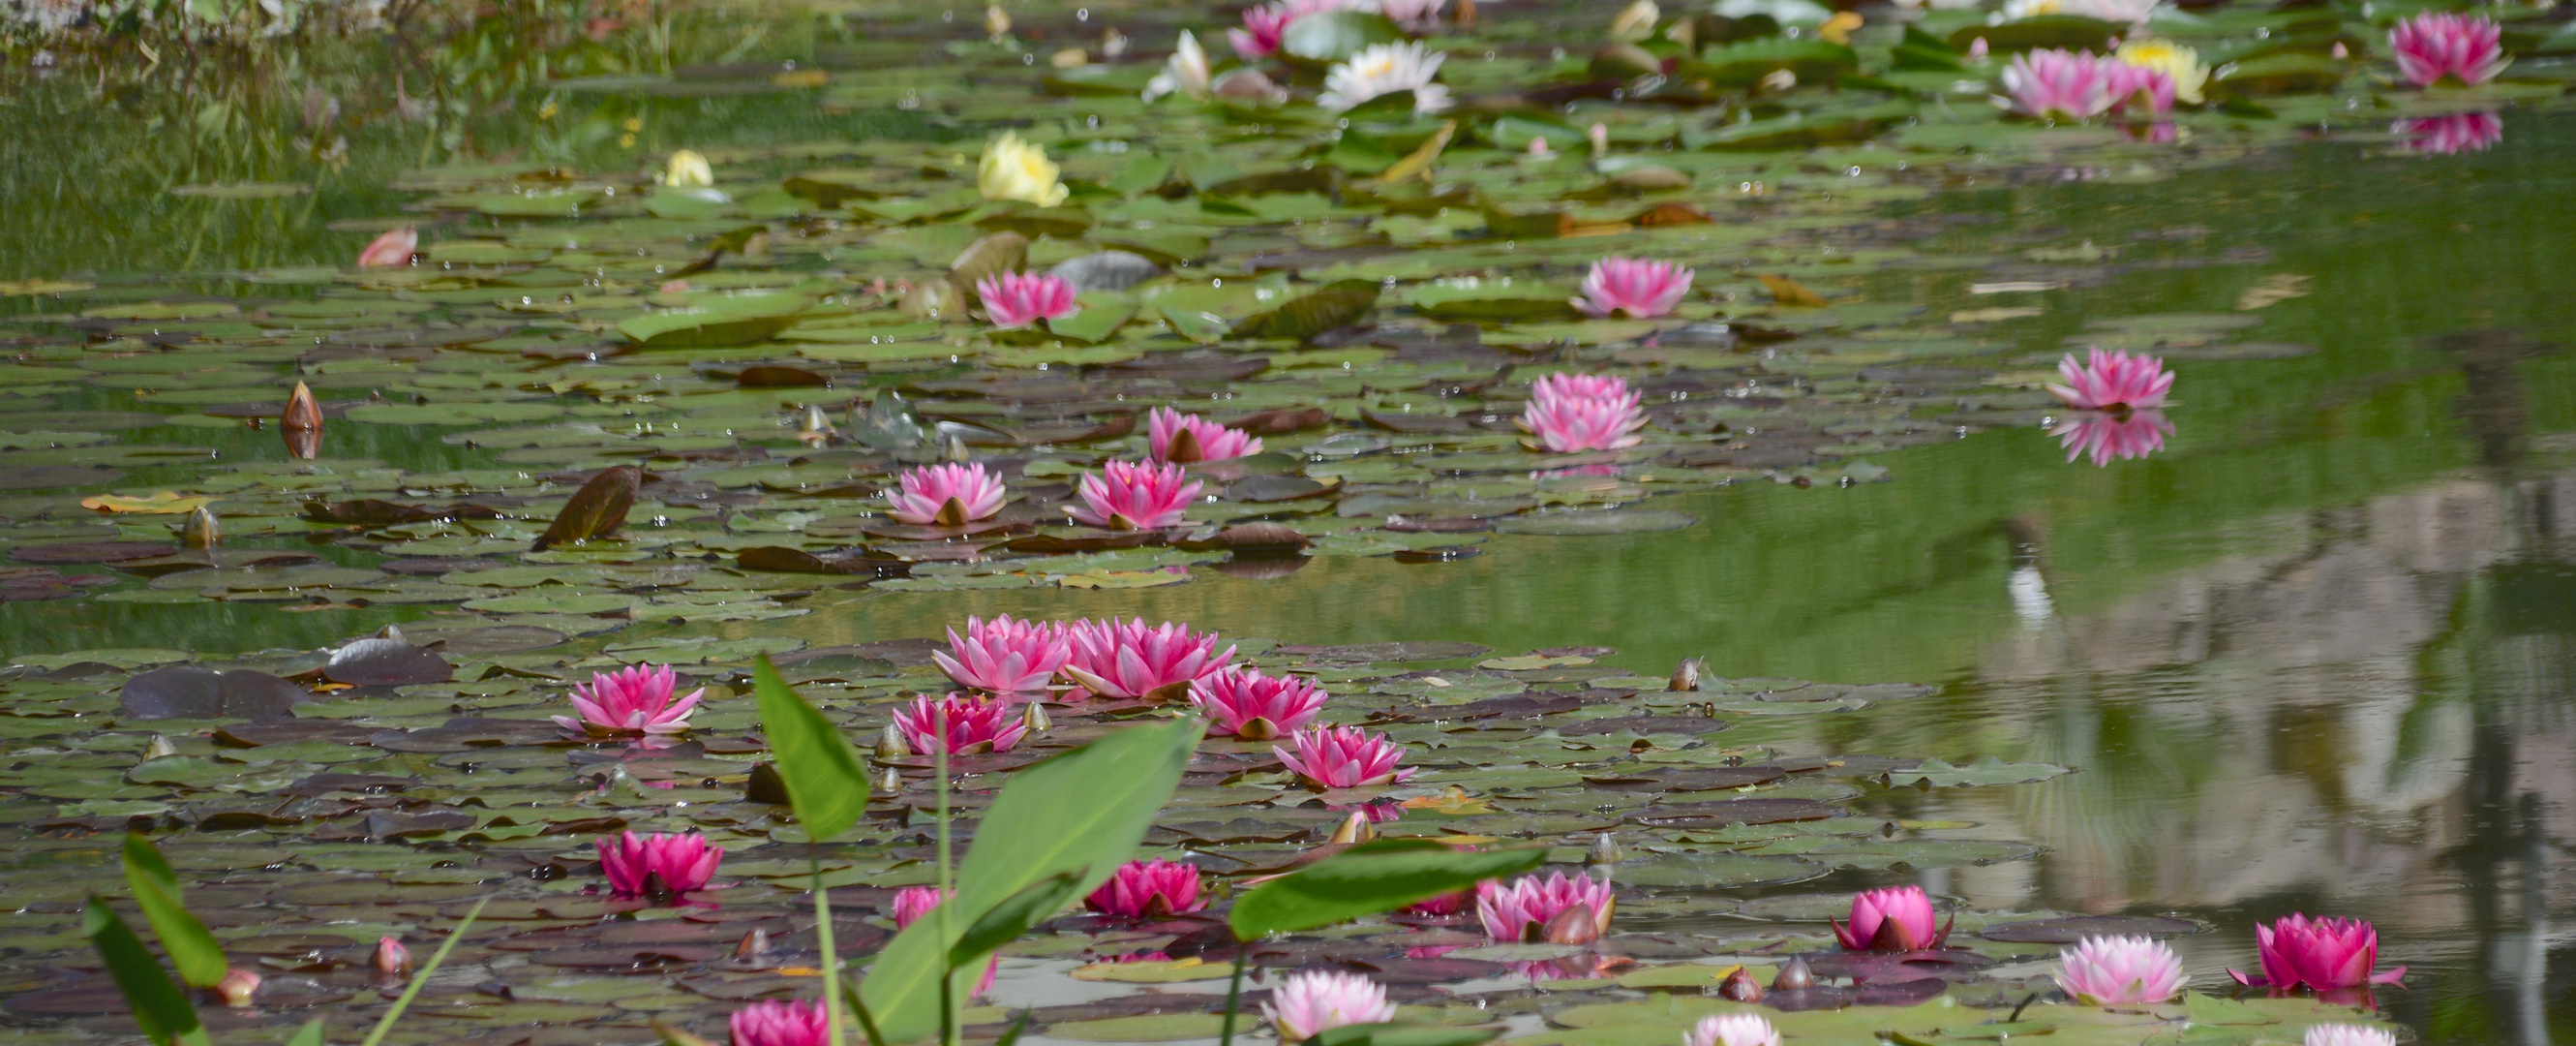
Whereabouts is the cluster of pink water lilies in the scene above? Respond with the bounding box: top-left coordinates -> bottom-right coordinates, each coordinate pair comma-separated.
873,405 -> 1257,533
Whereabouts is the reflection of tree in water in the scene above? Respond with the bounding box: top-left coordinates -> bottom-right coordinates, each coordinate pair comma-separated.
2434,328 -> 2552,470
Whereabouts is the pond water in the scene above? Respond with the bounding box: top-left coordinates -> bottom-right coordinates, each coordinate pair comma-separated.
3,2 -> 2575,1044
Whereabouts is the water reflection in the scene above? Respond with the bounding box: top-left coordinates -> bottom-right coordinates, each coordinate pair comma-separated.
2396,112 -> 2505,156
2050,408 -> 2172,466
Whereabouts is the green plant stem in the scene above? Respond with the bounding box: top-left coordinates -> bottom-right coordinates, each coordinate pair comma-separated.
1219,950 -> 1247,1046
361,897 -> 485,1046
814,854 -> 844,1046
935,710 -> 958,1046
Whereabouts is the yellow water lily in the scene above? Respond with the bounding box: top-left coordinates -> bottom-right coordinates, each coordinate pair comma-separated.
663,149 -> 712,188
978,132 -> 1069,207
2114,38 -> 2208,105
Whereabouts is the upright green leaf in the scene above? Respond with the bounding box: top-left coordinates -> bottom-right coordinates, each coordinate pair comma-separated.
862,717 -> 1203,1041
121,834 -> 227,988
82,898 -> 209,1046
750,656 -> 871,841
1229,840 -> 1548,939
950,871 -> 1086,969
1308,1026 -> 1502,1046
284,1018 -> 327,1046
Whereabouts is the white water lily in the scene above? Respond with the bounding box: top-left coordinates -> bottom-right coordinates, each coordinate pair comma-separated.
977,132 -> 1068,207
662,149 -> 712,188
1142,29 -> 1211,102
1318,41 -> 1452,114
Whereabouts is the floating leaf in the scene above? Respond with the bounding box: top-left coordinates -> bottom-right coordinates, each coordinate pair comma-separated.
1232,279 -> 1381,341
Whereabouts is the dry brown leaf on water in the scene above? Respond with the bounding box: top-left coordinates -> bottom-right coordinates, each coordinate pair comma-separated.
2236,273 -> 2312,310
1759,274 -> 1829,307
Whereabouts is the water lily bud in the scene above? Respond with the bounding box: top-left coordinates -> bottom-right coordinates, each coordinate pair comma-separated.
1608,0 -> 1659,42
984,3 -> 1010,39
1668,657 -> 1703,692
142,734 -> 178,759
1773,954 -> 1816,991
2330,41 -> 2349,59
374,936 -> 410,976
1050,47 -> 1087,69
1020,701 -> 1051,733
1588,121 -> 1609,158
180,506 -> 219,550
735,927 -> 771,957
215,968 -> 260,1007
877,723 -> 911,758
1587,832 -> 1622,864
1101,28 -> 1128,58
1759,67 -> 1797,91
1328,809 -> 1376,845
1717,965 -> 1764,1001
877,766 -> 902,792
663,148 -> 712,188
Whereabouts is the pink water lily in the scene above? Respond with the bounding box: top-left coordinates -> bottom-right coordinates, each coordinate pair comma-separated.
2396,111 -> 2502,154
890,888 -> 999,994
1085,858 -> 1205,918
1476,870 -> 1615,944
975,270 -> 1079,329
1189,665 -> 1328,740
1520,372 -> 1648,453
355,226 -> 417,268
2053,410 -> 2172,466
2049,348 -> 2174,412
1277,723 -> 1414,788
1147,406 -> 1262,464
1071,459 -> 1200,530
2389,13 -> 2509,87
730,1000 -> 830,1046
1265,970 -> 1397,1043
2004,48 -> 2123,119
1064,617 -> 1235,700
2229,913 -> 2407,992
1833,884 -> 1950,951
1685,1014 -> 1784,1046
2106,61 -> 2177,114
885,462 -> 1008,526
1571,256 -> 1693,319
893,692 -> 1026,754
935,614 -> 1071,694
1228,0 -> 1349,59
597,831 -> 722,902
2055,935 -> 2187,1004
553,662 -> 704,736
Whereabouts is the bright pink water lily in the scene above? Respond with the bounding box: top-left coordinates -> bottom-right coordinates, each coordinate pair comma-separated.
2005,48 -> 2175,119
2229,913 -> 2407,992
1147,406 -> 1262,464
1071,459 -> 1200,530
1189,665 -> 1328,740
893,692 -> 1025,754
890,888 -> 999,994
553,662 -> 704,736
1833,885 -> 1950,951
1571,256 -> 1692,319
730,1000 -> 830,1046
976,270 -> 1079,328
1227,0 -> 1347,59
597,831 -> 722,901
2055,935 -> 2187,1004
885,462 -> 1008,526
2389,13 -> 2508,87
1265,969 -> 1397,1043
1277,723 -> 1414,789
1520,372 -> 1648,453
1685,1014 -> 1784,1046
1064,617 -> 1235,700
2053,410 -> 2172,466
2396,111 -> 2502,154
1476,870 -> 1615,944
1085,858 -> 1205,918
355,226 -> 417,268
935,614 -> 1071,693
2049,348 -> 2174,412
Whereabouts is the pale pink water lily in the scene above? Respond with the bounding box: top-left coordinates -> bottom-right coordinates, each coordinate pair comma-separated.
1070,459 -> 1201,530
597,831 -> 722,901
1148,406 -> 1262,464
1833,884 -> 1950,951
1684,1013 -> 1784,1046
2106,61 -> 2177,114
2003,48 -> 2126,119
1571,256 -> 1693,319
2228,913 -> 2407,992
1277,723 -> 1414,789
1476,870 -> 1616,943
935,614 -> 1071,693
1319,41 -> 1453,114
2053,410 -> 2172,466
1085,858 -> 1206,917
355,226 -> 417,268
1264,970 -> 1397,1043
891,887 -> 1000,994
1228,0 -> 1348,59
893,692 -> 1026,754
730,1000 -> 830,1046
1379,0 -> 1446,29
1188,665 -> 1328,739
2054,935 -> 2187,1004
885,462 -> 1008,526
2389,13 -> 2508,87
1064,617 -> 1236,699
2304,1025 -> 2399,1046
553,662 -> 705,736
1520,372 -> 1648,453
975,270 -> 1080,328
2396,111 -> 2503,154
2048,348 -> 2174,412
